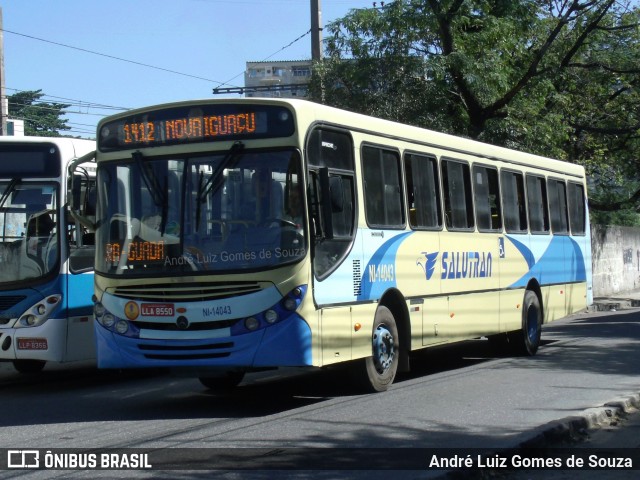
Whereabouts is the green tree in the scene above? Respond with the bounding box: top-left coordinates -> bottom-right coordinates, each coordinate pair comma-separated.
8,90 -> 71,137
309,0 -> 640,223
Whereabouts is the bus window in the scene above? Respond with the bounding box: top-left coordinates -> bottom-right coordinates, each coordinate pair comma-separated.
362,146 -> 404,228
307,128 -> 356,279
442,159 -> 474,230
473,164 -> 501,232
404,153 -> 441,229
501,170 -> 527,233
567,182 -> 586,235
526,174 -> 550,234
548,179 -> 569,234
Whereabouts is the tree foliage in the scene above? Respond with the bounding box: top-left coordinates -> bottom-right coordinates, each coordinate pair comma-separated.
8,90 -> 71,137
309,0 -> 640,224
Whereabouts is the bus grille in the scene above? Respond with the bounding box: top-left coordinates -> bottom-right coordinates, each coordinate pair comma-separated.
134,319 -> 238,331
0,295 -> 27,324
110,281 -> 262,302
0,295 -> 27,310
138,341 -> 233,361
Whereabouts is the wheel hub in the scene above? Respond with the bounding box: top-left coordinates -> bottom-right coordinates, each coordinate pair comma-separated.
372,324 -> 395,374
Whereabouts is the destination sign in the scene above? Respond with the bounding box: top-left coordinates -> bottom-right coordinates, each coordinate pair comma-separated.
98,103 -> 295,151
105,241 -> 165,264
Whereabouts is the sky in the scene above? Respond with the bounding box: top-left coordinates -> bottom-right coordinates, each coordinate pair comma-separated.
1,0 -> 375,138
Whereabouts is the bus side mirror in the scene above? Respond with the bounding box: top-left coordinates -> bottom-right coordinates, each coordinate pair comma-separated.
67,151 -> 97,231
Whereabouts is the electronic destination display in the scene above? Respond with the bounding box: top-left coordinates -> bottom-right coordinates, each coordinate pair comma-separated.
98,104 -> 295,151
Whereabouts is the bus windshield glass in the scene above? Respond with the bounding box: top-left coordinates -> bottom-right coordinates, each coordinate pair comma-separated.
95,148 -> 305,275
0,181 -> 59,285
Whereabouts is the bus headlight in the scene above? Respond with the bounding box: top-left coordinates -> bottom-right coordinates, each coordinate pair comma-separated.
102,313 -> 115,328
264,309 -> 279,324
94,303 -> 106,318
93,302 -> 140,338
283,297 -> 297,311
232,285 -> 307,335
16,295 -> 62,328
115,320 -> 129,334
245,317 -> 259,331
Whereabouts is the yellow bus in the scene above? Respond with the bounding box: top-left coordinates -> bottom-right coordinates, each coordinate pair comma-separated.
69,99 -> 592,392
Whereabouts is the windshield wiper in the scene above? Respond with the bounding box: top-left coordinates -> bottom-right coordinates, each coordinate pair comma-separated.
0,178 -> 20,210
195,141 -> 244,232
132,151 -> 169,235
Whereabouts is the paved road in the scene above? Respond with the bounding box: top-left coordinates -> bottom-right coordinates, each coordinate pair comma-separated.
0,305 -> 639,479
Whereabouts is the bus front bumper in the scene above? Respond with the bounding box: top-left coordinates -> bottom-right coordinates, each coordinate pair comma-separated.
94,315 -> 313,370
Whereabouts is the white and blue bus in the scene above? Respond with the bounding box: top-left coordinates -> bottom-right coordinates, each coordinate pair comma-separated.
1,136 -> 96,373
70,99 -> 592,392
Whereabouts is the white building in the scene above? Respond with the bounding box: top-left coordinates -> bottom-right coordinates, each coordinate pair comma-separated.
6,119 -> 24,136
244,60 -> 312,98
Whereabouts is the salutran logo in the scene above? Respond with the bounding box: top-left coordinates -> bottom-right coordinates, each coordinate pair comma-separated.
416,252 -> 439,280
417,251 -> 493,280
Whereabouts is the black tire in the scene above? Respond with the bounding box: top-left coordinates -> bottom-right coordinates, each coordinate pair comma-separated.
512,290 -> 542,356
352,305 -> 399,393
13,360 -> 46,374
199,371 -> 245,391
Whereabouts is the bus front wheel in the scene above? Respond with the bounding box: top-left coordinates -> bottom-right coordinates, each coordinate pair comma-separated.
13,360 -> 46,374
353,305 -> 399,393
199,371 -> 245,391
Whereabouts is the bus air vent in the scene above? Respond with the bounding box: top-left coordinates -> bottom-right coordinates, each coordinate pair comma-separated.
0,295 -> 27,311
111,281 -> 262,302
353,260 -> 362,297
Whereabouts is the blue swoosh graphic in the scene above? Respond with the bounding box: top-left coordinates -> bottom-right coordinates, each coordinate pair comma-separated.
358,232 -> 412,301
508,235 -> 586,288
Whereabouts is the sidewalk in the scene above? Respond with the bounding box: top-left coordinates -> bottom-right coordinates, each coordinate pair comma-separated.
487,396 -> 640,480
590,289 -> 640,312
484,297 -> 640,480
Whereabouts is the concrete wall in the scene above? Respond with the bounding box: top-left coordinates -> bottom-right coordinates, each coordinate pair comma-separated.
591,225 -> 640,297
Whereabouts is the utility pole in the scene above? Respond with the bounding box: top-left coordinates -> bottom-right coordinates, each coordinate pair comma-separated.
0,7 -> 7,136
310,0 -> 322,61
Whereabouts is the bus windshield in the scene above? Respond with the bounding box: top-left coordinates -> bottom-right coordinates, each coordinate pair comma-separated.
95,148 -> 306,275
0,181 -> 59,285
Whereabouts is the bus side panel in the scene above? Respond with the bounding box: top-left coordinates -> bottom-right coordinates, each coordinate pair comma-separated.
319,306 -> 352,366
566,228 -> 591,314
499,234 -> 532,333
437,231 -> 501,341
505,234 -> 589,325
64,271 -> 96,362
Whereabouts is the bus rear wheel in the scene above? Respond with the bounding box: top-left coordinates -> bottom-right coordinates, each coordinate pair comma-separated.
199,371 -> 245,391
13,360 -> 46,374
353,305 -> 399,393
511,290 -> 542,356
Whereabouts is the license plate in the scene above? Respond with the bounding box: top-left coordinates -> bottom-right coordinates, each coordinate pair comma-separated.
17,338 -> 48,350
141,303 -> 174,316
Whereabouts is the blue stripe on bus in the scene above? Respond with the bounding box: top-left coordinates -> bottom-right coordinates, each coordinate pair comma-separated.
357,232 -> 412,301
507,235 -> 587,288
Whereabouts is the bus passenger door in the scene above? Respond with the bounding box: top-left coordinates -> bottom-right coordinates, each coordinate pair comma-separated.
64,218 -> 96,362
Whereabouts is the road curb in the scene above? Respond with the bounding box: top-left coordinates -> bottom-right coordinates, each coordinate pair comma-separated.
520,392 -> 640,448
589,296 -> 640,312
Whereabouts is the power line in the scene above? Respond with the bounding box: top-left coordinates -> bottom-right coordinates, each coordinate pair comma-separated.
1,28 -> 243,88
6,87 -> 128,110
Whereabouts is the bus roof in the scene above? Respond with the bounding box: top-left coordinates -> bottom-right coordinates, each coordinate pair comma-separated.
96,98 -> 585,179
